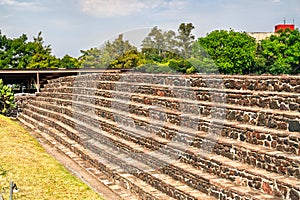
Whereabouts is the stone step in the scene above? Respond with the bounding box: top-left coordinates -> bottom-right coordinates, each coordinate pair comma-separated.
34,93 -> 300,157
19,108 -> 281,200
39,86 -> 300,117
19,111 -> 216,200
39,85 -> 300,133
93,87 -> 300,113
18,116 -> 141,200
18,113 -> 178,200
21,103 -> 300,199
45,73 -> 300,94
41,81 -> 300,114
27,99 -> 300,174
38,88 -> 300,135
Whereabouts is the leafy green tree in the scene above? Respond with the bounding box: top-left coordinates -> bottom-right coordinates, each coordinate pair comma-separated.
189,41 -> 219,73
79,48 -> 103,68
142,26 -> 165,62
107,34 -> 137,59
80,34 -> 137,68
109,50 -> 144,68
259,29 -> 300,74
0,79 -> 15,115
164,30 -> 178,55
0,32 -> 28,69
141,27 -> 178,62
176,23 -> 195,59
141,23 -> 197,73
198,29 -> 257,74
26,32 -> 60,69
60,54 -> 81,68
0,31 -> 60,69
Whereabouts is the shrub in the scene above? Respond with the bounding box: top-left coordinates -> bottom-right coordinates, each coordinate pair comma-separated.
168,59 -> 194,73
0,79 -> 15,115
134,63 -> 174,73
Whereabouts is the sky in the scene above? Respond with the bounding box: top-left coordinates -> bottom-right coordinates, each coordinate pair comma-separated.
0,0 -> 299,58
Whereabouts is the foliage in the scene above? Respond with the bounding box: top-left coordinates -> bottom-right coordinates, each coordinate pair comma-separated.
0,32 -> 29,69
82,25 -> 300,75
134,63 -> 174,73
0,79 -> 15,115
60,54 -> 81,68
187,57 -> 219,73
141,26 -> 178,62
141,23 -> 196,62
258,29 -> 300,75
0,31 -> 79,69
139,23 -> 197,74
198,29 -> 257,74
26,32 -> 60,69
2,24 -> 300,75
176,23 -> 195,58
168,59 -> 195,74
109,50 -> 144,68
79,48 -> 103,68
80,34 -> 136,68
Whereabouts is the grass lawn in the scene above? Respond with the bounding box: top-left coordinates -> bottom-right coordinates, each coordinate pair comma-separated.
0,115 -> 104,200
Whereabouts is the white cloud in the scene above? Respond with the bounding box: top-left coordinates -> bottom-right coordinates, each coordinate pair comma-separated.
0,0 -> 33,6
78,0 -> 186,18
0,0 -> 43,10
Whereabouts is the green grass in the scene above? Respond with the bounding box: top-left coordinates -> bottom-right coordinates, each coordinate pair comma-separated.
0,115 -> 104,200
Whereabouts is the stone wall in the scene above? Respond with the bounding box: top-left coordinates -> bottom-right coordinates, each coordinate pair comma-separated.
17,73 -> 300,200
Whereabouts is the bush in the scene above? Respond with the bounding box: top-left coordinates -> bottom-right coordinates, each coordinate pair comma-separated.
0,79 -> 15,115
134,63 -> 174,73
168,59 -> 195,74
187,57 -> 219,73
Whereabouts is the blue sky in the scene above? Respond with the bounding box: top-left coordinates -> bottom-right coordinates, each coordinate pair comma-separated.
0,0 -> 299,58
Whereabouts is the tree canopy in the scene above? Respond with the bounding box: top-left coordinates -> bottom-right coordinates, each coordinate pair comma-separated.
198,29 -> 257,74
80,34 -> 137,68
258,29 -> 300,75
0,31 -> 78,69
1,24 -> 300,75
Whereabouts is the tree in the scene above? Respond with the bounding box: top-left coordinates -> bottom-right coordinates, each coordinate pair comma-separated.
168,59 -> 195,74
26,32 -> 60,69
164,30 -> 178,55
109,50 -> 144,68
142,26 -> 165,62
60,54 -> 81,68
141,27 -> 178,62
79,48 -> 103,68
0,31 -> 60,69
259,29 -> 300,74
80,34 -> 137,68
176,23 -> 195,58
188,40 -> 219,73
0,32 -> 28,69
198,29 -> 257,74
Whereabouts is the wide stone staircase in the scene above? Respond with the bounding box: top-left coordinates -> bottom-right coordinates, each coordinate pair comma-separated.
17,73 -> 300,200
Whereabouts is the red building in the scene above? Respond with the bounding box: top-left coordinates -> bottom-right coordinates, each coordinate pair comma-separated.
275,24 -> 295,32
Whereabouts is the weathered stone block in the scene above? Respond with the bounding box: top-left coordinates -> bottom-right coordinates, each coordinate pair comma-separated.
289,120 -> 300,132
290,189 -> 299,200
269,100 -> 280,109
289,102 -> 299,111
294,85 -> 300,93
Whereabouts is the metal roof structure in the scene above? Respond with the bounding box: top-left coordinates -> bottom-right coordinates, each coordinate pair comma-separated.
0,68 -> 131,92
